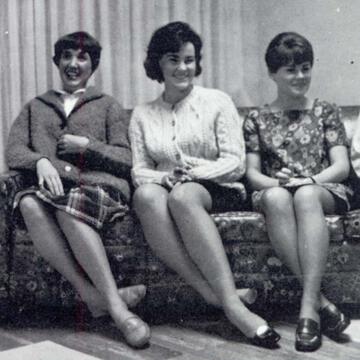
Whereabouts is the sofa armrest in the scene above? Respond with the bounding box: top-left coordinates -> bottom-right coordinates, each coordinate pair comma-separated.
0,171 -> 28,212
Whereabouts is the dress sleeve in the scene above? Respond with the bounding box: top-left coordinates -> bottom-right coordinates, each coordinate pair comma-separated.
6,103 -> 46,170
188,93 -> 246,183
321,101 -> 348,149
129,108 -> 168,187
82,100 -> 132,179
243,109 -> 261,153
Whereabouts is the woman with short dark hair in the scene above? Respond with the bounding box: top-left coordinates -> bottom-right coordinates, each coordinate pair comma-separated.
245,32 -> 352,352
129,21 -> 280,348
6,31 -> 150,348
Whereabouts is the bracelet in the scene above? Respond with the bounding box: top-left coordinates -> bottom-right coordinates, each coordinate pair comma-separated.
309,176 -> 316,184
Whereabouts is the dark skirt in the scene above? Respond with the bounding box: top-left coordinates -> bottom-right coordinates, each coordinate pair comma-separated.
14,184 -> 129,229
195,180 -> 247,213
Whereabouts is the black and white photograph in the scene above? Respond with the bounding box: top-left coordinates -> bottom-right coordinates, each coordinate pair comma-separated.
1,0 -> 360,359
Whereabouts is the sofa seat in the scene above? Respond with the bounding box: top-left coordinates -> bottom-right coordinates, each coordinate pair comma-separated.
6,207 -> 360,312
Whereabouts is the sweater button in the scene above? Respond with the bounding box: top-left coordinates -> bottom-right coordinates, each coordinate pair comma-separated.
175,154 -> 180,160
172,120 -> 175,126
172,136 -> 176,141
65,165 -> 72,172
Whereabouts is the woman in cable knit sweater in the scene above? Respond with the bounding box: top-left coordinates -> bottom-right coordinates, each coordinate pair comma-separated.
6,32 -> 150,348
129,22 -> 280,348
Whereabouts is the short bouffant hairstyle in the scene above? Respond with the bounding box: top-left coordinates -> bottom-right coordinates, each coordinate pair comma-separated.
265,32 -> 313,73
144,21 -> 202,82
53,31 -> 102,72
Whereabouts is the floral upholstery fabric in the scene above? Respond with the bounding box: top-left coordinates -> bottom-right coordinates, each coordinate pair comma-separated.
6,205 -> 360,308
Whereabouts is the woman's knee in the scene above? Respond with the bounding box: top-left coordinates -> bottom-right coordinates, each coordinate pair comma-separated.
132,184 -> 168,213
260,187 -> 293,213
294,185 -> 336,214
293,185 -> 321,211
168,183 -> 210,212
19,195 -> 45,218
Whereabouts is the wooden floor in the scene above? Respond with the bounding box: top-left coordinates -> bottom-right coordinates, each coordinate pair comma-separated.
0,306 -> 359,360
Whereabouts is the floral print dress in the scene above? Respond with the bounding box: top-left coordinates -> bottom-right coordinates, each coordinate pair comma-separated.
244,99 -> 353,212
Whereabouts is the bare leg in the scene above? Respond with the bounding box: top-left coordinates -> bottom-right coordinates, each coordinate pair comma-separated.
168,183 -> 267,337
133,184 -> 220,307
20,195 -> 107,313
293,185 -> 336,322
55,210 -> 139,323
260,187 -> 333,310
19,196 -> 146,315
133,184 -> 255,308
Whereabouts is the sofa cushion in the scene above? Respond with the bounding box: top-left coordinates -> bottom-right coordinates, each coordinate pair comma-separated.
212,212 -> 345,243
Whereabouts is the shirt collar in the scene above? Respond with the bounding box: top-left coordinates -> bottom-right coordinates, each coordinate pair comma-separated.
54,88 -> 87,96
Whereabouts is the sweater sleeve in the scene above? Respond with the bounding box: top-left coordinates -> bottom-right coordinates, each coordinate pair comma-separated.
6,103 -> 46,170
6,102 -> 81,183
129,108 -> 168,187
188,93 -> 246,183
82,100 -> 132,179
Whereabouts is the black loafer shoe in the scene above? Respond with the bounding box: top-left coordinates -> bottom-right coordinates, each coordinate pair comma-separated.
250,325 -> 281,348
320,304 -> 350,338
295,318 -> 321,352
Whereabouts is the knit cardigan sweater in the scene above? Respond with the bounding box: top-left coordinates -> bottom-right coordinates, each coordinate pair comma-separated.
129,85 -> 246,187
6,87 -> 132,202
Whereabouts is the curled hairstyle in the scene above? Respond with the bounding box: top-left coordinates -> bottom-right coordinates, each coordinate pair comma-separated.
265,32 -> 313,73
144,21 -> 202,82
53,31 -> 102,72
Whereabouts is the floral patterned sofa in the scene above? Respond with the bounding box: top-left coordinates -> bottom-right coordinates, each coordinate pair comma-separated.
0,106 -> 360,316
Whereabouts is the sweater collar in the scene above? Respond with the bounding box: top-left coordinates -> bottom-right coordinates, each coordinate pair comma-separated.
157,85 -> 198,111
36,86 -> 103,115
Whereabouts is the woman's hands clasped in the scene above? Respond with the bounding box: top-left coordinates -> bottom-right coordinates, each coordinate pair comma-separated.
275,167 -> 314,187
36,158 -> 64,196
161,166 -> 193,190
57,134 -> 89,155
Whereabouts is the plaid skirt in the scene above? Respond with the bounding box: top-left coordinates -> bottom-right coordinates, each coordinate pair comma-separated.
13,185 -> 129,230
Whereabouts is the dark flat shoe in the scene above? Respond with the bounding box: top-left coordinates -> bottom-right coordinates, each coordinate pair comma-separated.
320,304 -> 350,338
249,325 -> 281,348
295,318 -> 321,352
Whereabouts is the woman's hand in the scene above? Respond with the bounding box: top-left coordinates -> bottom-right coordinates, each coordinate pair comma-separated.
283,177 -> 314,187
275,167 -> 292,186
161,167 -> 193,190
173,167 -> 193,184
36,158 -> 64,196
161,174 -> 176,190
57,134 -> 89,155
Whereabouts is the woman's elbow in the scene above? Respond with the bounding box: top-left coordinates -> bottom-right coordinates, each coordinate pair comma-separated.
334,159 -> 350,182
341,161 -> 350,180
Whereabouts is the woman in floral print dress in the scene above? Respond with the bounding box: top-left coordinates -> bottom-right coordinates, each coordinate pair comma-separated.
244,32 -> 352,352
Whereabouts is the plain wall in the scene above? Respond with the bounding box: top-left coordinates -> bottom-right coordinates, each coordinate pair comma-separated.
241,0 -> 360,106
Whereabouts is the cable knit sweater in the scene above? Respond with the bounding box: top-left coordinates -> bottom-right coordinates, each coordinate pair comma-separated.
129,85 -> 245,187
6,87 -> 132,202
